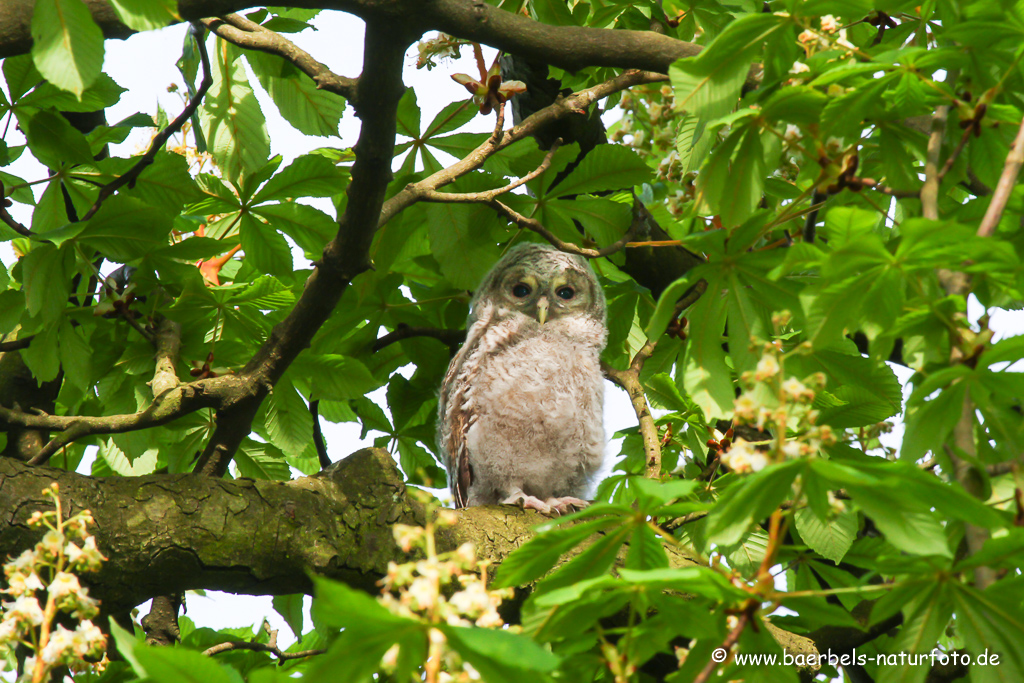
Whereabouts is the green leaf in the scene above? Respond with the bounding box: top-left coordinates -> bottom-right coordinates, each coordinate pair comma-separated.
617,567 -> 749,602
254,201 -> 337,260
246,50 -> 346,137
719,125 -> 766,227
550,145 -> 652,197
707,460 -> 804,546
78,195 -> 174,262
107,0 -> 179,32
272,594 -> 305,642
20,317 -> 61,383
235,440 -> 291,480
643,372 -> 689,411
262,378 -> 313,458
133,642 -> 239,683
682,275 -> 734,421
443,625 -> 559,683
426,185 -> 505,290
625,524 -> 670,569
671,14 -> 786,122
200,40 -> 270,182
31,0 -> 104,97
311,575 -> 418,632
240,213 -> 293,275
793,506 -> 857,564
493,517 -> 620,588
20,109 -> 94,168
254,154 -> 347,203
20,243 -> 74,322
950,584 -> 1024,683
292,354 -> 383,401
3,55 -> 43,101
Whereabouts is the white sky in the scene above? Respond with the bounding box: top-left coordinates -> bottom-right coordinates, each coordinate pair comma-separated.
2,9 -> 1022,655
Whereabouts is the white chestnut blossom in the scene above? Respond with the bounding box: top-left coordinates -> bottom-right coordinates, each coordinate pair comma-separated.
48,572 -> 82,599
755,354 -> 780,380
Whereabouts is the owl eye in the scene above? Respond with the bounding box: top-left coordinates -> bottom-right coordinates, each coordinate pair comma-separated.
512,283 -> 531,298
556,286 -> 575,300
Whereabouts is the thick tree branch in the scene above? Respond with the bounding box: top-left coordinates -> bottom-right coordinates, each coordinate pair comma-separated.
0,1 -> 724,80
201,12 -> 358,103
0,449 -> 699,612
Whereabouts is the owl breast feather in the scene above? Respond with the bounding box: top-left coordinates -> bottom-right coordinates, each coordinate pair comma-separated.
460,319 -> 606,505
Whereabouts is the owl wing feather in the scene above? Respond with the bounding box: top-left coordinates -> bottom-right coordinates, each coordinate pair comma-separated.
439,304 -> 495,508
440,303 -> 526,508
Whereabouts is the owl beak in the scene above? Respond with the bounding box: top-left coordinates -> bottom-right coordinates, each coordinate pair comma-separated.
536,296 -> 549,325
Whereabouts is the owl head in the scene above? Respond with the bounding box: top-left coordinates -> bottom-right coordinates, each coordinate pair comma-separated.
470,243 -> 606,327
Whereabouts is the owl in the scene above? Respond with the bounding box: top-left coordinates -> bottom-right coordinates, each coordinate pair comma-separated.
438,243 -> 607,515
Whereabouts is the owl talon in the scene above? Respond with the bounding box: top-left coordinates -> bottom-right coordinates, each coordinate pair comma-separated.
545,497 -> 590,515
501,493 -> 553,515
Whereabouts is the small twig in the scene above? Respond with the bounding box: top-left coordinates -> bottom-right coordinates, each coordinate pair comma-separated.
371,324 -> 467,353
0,182 -> 32,238
203,639 -> 326,660
604,339 -> 661,478
202,13 -> 357,103
845,176 -> 919,198
937,126 -> 973,183
692,607 -> 753,683
977,115 -> 1024,237
417,140 -> 561,204
491,199 -> 639,259
310,399 -> 331,470
489,99 -> 506,144
79,23 -> 213,223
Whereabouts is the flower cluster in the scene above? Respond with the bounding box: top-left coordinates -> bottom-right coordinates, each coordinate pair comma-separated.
378,507 -> 513,682
797,15 -> 856,55
1,484 -> 108,681
718,313 -> 836,473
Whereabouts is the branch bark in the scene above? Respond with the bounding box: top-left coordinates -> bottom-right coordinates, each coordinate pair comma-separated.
201,12 -> 358,103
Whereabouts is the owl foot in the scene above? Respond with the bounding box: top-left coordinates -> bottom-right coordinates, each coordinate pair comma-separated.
500,493 -> 590,516
501,492 -> 554,514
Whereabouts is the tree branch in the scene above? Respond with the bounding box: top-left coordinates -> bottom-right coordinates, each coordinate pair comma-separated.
201,13 -> 358,104
416,139 -> 562,204
977,115 -> 1024,238
0,448 -> 701,614
0,0 -> 728,81
490,197 -> 639,259
371,324 -> 466,354
2,374 -> 251,467
604,339 -> 661,478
